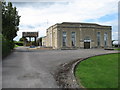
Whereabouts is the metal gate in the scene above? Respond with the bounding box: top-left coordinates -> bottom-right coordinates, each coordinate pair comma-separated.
84,42 -> 90,49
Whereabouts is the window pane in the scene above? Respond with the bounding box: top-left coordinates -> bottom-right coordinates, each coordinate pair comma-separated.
104,32 -> 107,47
71,32 -> 76,46
97,32 -> 100,46
63,32 -> 66,46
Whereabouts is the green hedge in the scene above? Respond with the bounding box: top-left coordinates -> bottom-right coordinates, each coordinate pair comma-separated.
2,35 -> 14,58
14,41 -> 23,46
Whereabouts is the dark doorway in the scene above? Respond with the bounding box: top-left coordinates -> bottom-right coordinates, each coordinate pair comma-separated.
84,42 -> 90,49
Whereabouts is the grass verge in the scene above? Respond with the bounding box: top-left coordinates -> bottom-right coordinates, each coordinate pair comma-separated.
14,44 -> 21,48
114,48 -> 120,50
75,53 -> 119,88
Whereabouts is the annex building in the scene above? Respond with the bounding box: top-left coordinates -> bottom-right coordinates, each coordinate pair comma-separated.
42,22 -> 112,49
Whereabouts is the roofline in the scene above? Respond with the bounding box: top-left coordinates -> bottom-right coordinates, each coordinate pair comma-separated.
47,23 -> 61,30
46,22 -> 111,30
61,22 -> 111,27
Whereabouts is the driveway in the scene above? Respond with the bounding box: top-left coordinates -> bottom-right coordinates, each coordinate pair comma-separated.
2,47 -> 118,88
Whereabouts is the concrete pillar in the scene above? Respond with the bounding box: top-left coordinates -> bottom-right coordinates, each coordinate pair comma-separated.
35,37 -> 37,46
29,37 -> 31,42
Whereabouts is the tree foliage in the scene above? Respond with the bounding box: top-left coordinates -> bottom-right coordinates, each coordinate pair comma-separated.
19,37 -> 28,42
2,2 -> 20,41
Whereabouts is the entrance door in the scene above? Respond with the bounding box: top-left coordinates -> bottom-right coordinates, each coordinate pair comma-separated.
84,42 -> 90,49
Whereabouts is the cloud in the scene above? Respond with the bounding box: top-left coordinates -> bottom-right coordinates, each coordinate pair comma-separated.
13,0 -> 119,41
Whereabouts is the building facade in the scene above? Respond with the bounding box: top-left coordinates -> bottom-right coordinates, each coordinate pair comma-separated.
42,22 -> 112,49
42,36 -> 46,46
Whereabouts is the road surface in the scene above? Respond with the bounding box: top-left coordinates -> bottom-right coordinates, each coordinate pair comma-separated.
2,47 -> 118,88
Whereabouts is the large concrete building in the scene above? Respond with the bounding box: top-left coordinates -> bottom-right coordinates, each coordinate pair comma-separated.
42,22 -> 112,49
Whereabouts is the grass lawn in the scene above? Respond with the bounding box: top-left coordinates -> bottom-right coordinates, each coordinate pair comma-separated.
14,44 -> 22,48
114,48 -> 120,50
75,53 -> 119,88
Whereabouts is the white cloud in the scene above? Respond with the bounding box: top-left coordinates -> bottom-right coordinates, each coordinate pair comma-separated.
13,0 -> 119,41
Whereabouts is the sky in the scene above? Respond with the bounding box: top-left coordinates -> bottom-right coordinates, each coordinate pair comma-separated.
10,0 -> 119,41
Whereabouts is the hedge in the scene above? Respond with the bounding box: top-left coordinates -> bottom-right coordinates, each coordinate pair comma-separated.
2,35 -> 14,58
14,41 -> 23,46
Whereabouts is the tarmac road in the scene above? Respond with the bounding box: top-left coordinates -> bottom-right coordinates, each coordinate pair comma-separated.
2,47 -> 118,88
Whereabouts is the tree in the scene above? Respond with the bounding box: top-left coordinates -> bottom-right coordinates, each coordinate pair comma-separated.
19,37 -> 28,42
2,2 -> 20,41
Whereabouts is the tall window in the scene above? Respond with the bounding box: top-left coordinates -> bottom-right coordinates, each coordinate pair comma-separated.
71,32 -> 76,46
97,32 -> 101,46
50,33 -> 52,46
104,32 -> 107,47
62,32 -> 67,46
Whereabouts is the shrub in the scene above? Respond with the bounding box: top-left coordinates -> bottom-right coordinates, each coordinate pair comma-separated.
2,35 -> 14,58
14,41 -> 23,46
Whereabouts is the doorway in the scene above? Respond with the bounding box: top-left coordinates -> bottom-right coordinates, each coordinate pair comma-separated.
84,42 -> 90,49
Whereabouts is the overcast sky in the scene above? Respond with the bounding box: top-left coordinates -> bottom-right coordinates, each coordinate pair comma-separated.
12,0 -> 119,41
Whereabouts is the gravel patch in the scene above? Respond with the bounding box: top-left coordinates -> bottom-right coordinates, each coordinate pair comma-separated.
54,59 -> 83,89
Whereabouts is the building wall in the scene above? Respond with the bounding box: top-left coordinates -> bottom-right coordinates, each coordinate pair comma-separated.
79,28 -> 112,48
80,28 -> 95,48
44,22 -> 112,49
42,36 -> 46,46
60,28 -> 80,48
